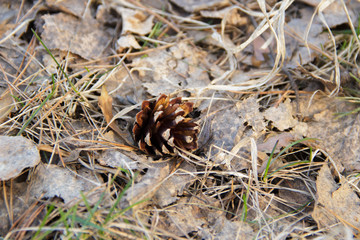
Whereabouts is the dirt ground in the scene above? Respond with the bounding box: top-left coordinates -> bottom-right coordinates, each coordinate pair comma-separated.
1,0 -> 360,239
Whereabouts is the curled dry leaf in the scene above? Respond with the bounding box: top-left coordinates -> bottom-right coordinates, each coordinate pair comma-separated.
0,136 -> 40,181
98,85 -> 116,129
115,7 -> 154,35
116,35 -> 141,52
133,94 -> 199,156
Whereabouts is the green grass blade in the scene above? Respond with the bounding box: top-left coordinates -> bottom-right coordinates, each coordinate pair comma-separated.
105,174 -> 135,223
31,29 -> 79,94
262,140 -> 278,182
74,216 -> 108,232
32,204 -> 55,239
17,75 -> 56,136
262,138 -> 317,182
241,187 -> 249,221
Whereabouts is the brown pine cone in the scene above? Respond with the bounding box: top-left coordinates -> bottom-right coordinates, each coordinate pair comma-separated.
133,94 -> 199,156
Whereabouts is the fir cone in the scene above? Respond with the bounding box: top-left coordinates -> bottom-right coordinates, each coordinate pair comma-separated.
133,94 -> 199,156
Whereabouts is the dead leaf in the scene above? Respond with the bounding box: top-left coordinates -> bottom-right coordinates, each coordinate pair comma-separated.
41,13 -> 111,60
251,38 -> 266,67
29,164 -> 104,204
264,99 -> 298,131
0,182 -> 36,236
116,35 -> 141,52
45,0 -> 87,17
200,7 -> 248,26
188,30 -> 236,53
312,164 -> 360,230
292,96 -> 360,172
99,86 -> 115,127
0,39 -> 44,88
285,2 -> 355,67
0,2 -> 17,38
207,97 -> 265,170
0,136 -> 40,181
153,162 -> 196,207
0,91 -> 13,123
278,178 -> 314,211
257,132 -> 295,153
170,0 -> 229,12
102,66 -> 145,103
285,7 -> 329,67
132,41 -> 210,96
99,149 -> 139,170
121,163 -> 170,209
115,7 -> 154,35
200,217 -> 255,240
157,194 -> 223,236
311,0 -> 355,28
98,85 -> 132,145
236,97 -> 266,133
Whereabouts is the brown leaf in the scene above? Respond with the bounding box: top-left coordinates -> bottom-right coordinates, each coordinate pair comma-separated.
98,86 -> 114,126
98,86 -> 132,145
207,97 -> 265,170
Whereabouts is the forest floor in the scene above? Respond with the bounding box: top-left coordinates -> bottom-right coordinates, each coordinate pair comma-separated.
1,0 -> 360,239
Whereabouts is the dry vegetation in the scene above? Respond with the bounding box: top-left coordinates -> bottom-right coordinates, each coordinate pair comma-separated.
1,0 -> 360,239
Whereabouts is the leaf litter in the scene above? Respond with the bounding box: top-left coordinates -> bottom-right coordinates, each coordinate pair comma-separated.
1,0 -> 360,239
0,136 -> 40,181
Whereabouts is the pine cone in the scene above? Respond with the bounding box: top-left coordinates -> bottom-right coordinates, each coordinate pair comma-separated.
133,94 -> 199,156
